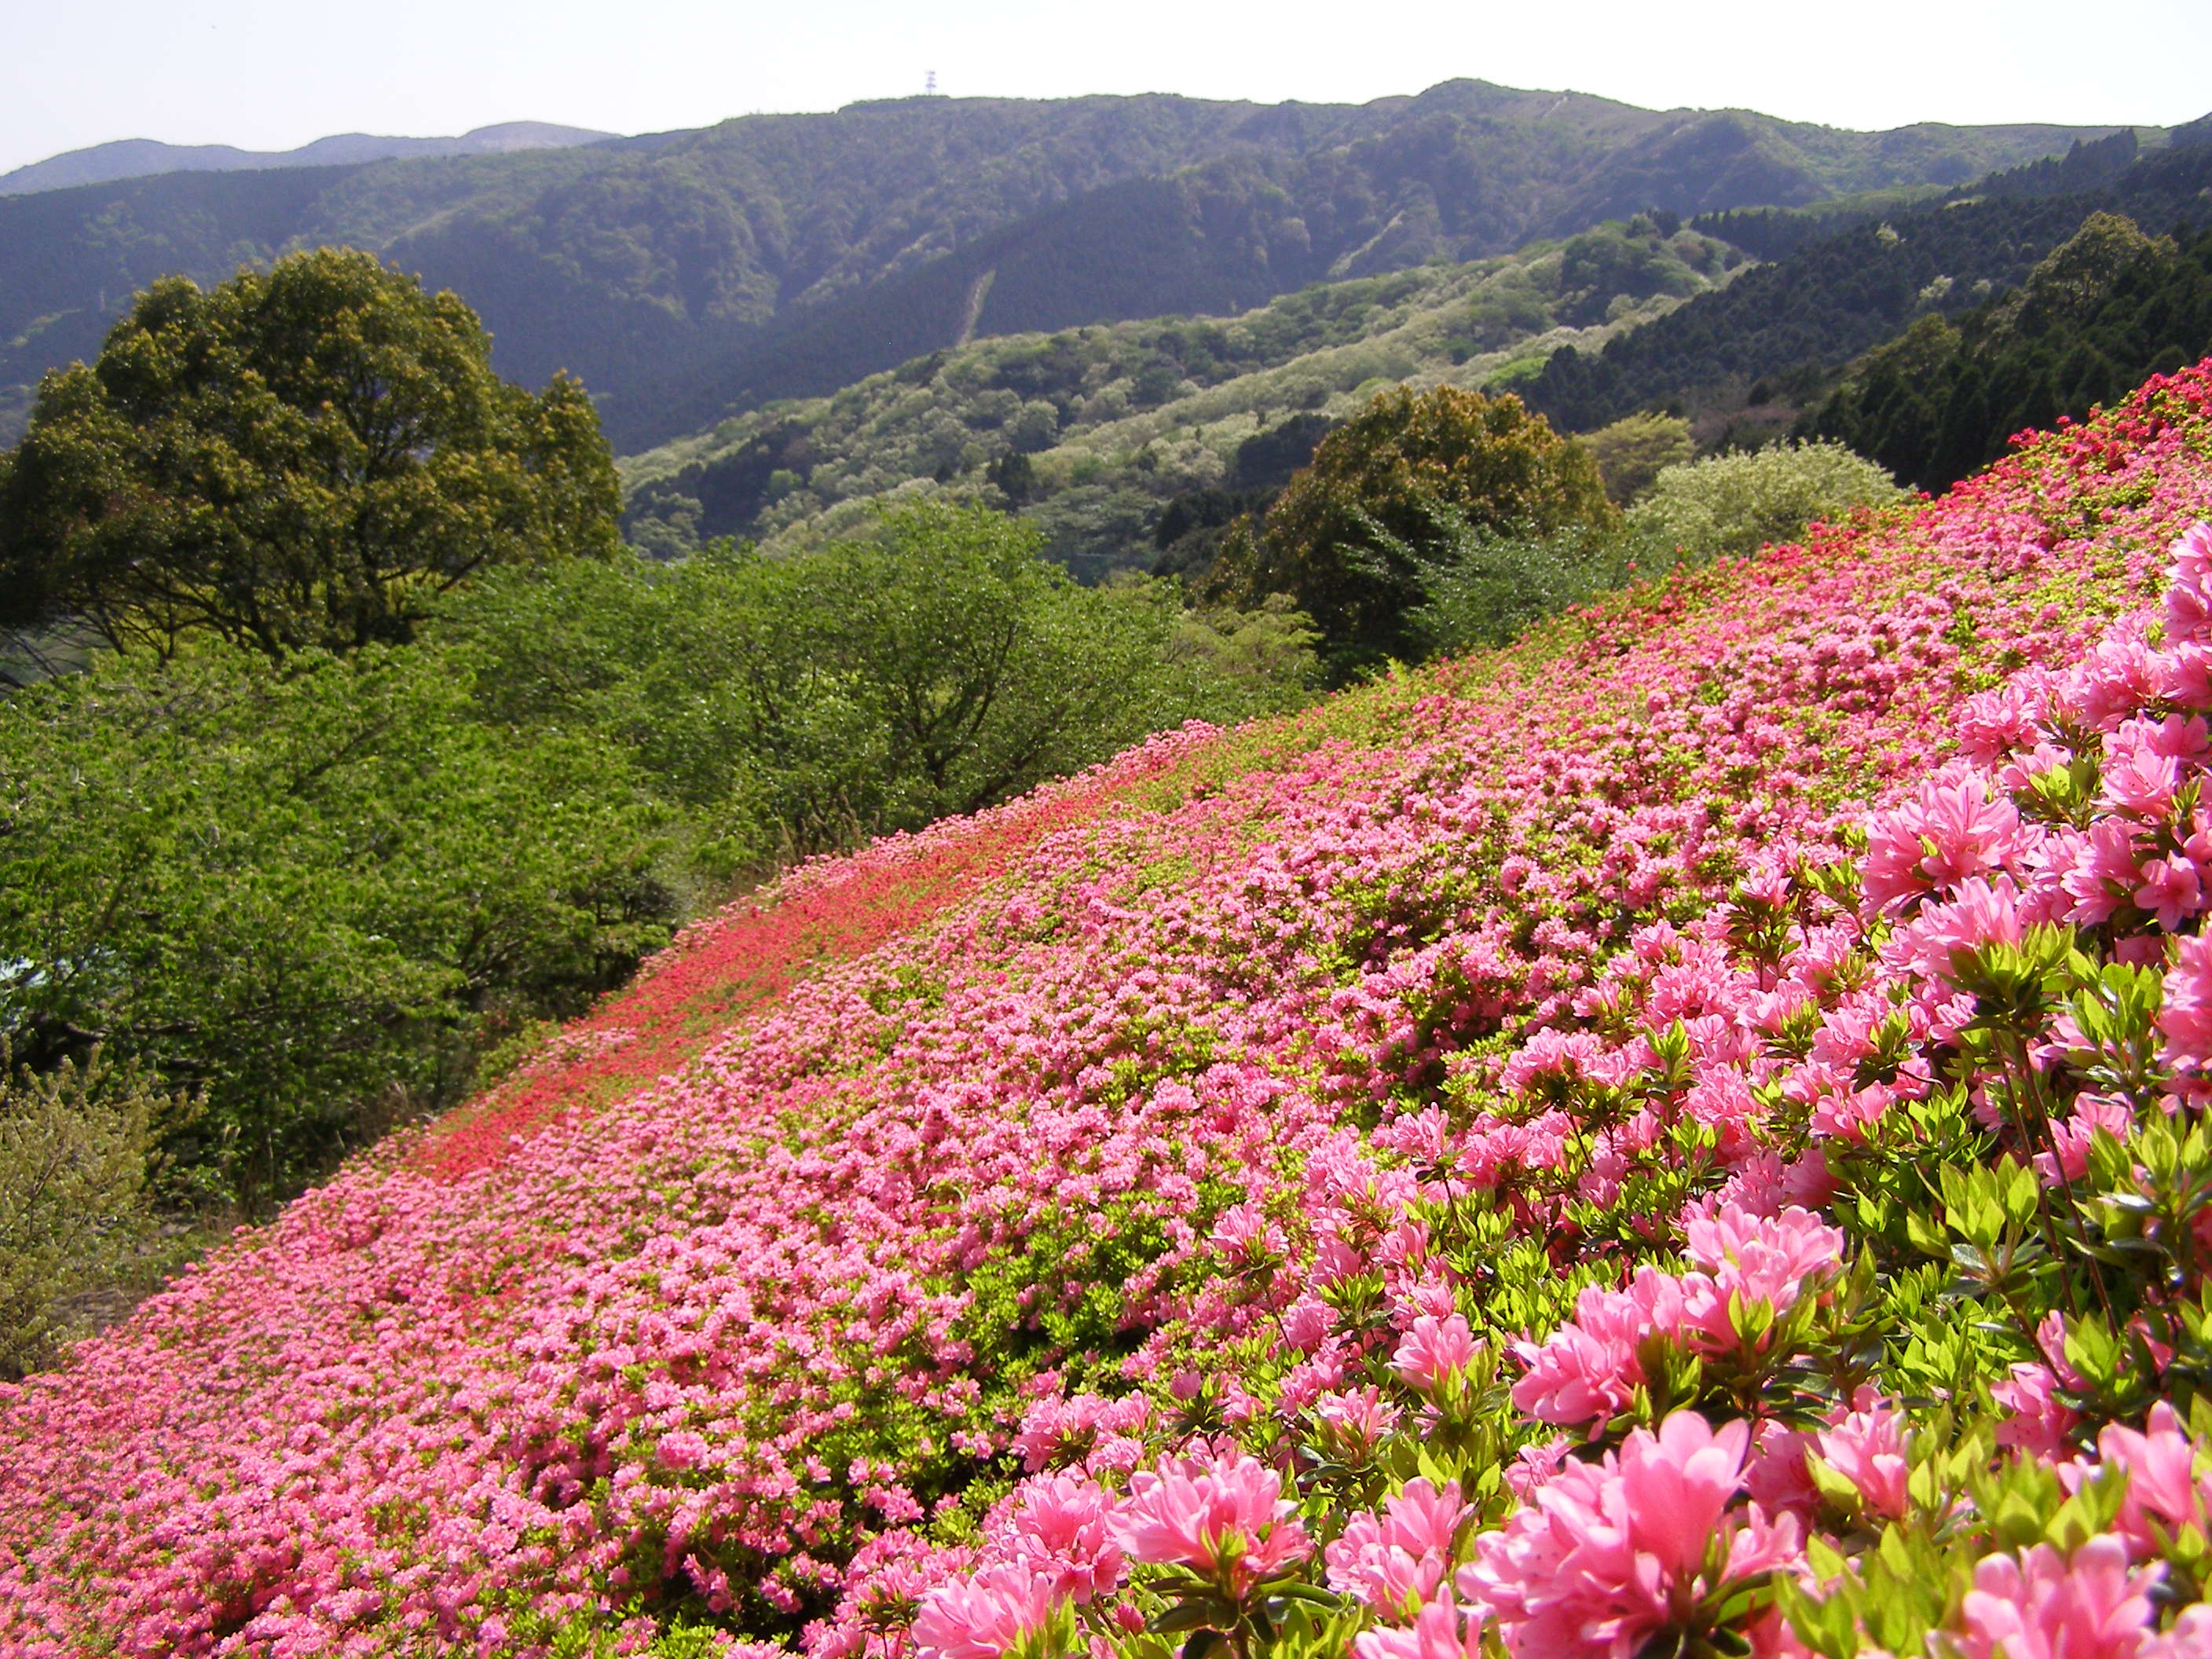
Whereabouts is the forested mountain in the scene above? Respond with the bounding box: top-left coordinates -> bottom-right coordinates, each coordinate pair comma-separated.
620,217 -> 1741,576
0,123 -> 617,196
1807,213 -> 2212,489
1517,130 -> 2212,443
0,83 -> 2151,450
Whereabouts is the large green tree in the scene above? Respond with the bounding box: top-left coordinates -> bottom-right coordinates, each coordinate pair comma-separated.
440,504 -> 1285,866
0,248 -> 617,658
1214,385 -> 1614,677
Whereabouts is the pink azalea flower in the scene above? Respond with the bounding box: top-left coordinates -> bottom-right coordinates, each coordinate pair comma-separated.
1684,1203 -> 1848,1312
1863,771 -> 2027,912
1392,1313 -> 1480,1396
1994,1363 -> 2083,1459
2092,1404 -> 2206,1552
2067,638 -> 2170,734
2163,936 -> 2212,1075
1510,1273 -> 1676,1426
2037,1093 -> 2134,1186
2060,820 -> 2148,927
2137,859 -> 2205,932
1956,1536 -> 2163,1659
1459,1412 -> 1800,1658
1617,1412 -> 1757,1578
1353,1595 -> 1481,1659
2102,729 -> 2185,818
913,1562 -> 1067,1659
1325,1481 -> 1468,1617
1282,1296 -> 1336,1353
2166,522 -> 2212,646
995,1473 -> 1125,1602
1111,1446 -> 1311,1596
1312,1387 -> 1402,1462
1503,1435 -> 1576,1502
1890,875 -> 2027,984
1815,1393 -> 1911,1522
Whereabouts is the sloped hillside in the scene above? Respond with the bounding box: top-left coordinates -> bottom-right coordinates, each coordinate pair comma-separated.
620,219 -> 1741,574
1521,134 -> 2212,442
8,370 -> 2212,1657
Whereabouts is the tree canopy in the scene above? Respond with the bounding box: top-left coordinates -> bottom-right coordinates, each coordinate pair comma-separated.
0,247 -> 618,659
1808,216 -> 2212,491
0,640 -> 675,1210
1623,438 -> 1905,561
444,504 -> 1306,866
1211,385 -> 1615,677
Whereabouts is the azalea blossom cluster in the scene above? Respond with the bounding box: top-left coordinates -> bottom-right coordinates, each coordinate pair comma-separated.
5,369 -> 2212,1659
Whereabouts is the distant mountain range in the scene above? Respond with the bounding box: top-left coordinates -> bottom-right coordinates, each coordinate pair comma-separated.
0,84 -> 2180,453
0,123 -> 619,196
610,130 -> 2212,584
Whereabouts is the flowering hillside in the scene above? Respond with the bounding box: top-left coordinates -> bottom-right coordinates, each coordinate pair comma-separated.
9,368 -> 2212,1658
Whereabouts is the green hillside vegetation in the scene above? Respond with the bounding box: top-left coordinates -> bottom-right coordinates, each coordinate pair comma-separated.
1519,134 -> 2212,448
0,84 -> 2148,452
621,218 -> 1744,578
1808,212 -> 2212,489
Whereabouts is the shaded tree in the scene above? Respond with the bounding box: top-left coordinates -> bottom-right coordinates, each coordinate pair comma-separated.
1580,412 -> 1696,505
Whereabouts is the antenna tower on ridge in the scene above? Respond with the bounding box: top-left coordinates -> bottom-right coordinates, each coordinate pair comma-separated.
926,70 -> 938,95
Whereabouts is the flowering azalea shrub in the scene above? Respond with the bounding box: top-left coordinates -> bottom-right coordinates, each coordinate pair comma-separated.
9,368 -> 2212,1657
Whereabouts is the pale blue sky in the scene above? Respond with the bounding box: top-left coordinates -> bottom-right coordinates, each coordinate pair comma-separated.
4,0 -> 2208,177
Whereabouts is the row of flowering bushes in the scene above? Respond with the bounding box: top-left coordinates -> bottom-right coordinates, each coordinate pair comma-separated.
6,367 -> 2212,1657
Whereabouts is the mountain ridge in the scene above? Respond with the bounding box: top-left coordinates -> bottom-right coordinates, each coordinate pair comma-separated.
0,82 -> 2166,452
0,121 -> 621,196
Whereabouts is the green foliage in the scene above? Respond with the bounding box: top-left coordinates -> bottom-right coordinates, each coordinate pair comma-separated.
0,1046 -> 187,1379
440,505 -> 1306,870
1555,218 -> 1724,326
620,232 -> 1738,582
1213,386 -> 1616,678
1160,593 -> 1325,716
1579,412 -> 1696,505
0,93 -> 2126,456
0,248 -> 618,658
1522,141 -> 2212,439
753,506 -> 1202,830
1623,438 -> 1904,562
0,643 -> 674,1209
1399,516 -> 1651,656
1812,215 -> 2212,489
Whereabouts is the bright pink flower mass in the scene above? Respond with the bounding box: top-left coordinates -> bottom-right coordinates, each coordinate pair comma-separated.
11,368 -> 2212,1654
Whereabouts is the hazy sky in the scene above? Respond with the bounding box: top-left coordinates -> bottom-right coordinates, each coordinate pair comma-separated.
5,0 -> 2209,177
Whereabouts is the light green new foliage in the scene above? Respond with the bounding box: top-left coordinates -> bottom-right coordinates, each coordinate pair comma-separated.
1166,595 -> 1325,716
437,505 -> 1320,870
1624,438 -> 1906,562
0,1049 -> 184,1379
0,645 -> 676,1211
1580,412 -> 1696,506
